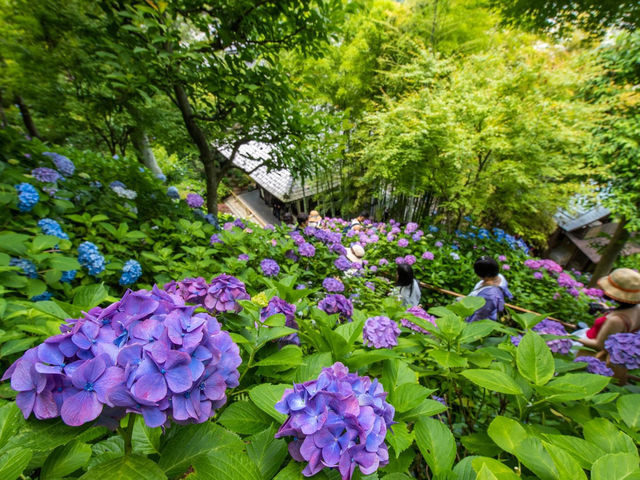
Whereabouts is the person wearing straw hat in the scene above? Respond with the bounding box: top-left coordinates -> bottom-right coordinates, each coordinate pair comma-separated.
344,244 -> 365,278
577,268 -> 640,351
308,210 -> 322,228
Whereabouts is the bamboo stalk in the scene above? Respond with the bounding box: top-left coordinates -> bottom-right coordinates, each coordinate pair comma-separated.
419,281 -> 577,330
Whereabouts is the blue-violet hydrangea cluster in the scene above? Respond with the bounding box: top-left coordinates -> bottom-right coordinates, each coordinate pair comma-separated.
323,277 -> 345,293
573,356 -> 614,377
119,260 -> 142,286
77,242 -> 106,276
43,152 -> 75,176
318,294 -> 353,322
15,183 -> 39,212
363,316 -> 400,349
164,274 -> 250,314
604,333 -> 640,370
38,218 -> 69,240
511,319 -> 572,354
261,258 -> 280,277
186,193 -> 204,208
2,286 -> 241,427
260,297 -> 300,346
275,362 -> 393,479
31,167 -> 61,183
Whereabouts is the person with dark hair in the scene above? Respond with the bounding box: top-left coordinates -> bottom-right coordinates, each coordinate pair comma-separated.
282,212 -> 295,229
347,210 -> 370,233
295,212 -> 309,231
577,268 -> 640,351
394,264 -> 421,307
466,256 -> 513,322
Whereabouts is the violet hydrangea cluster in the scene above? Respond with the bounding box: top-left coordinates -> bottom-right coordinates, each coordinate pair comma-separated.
32,167 -> 61,183
298,242 -> 316,258
164,274 -> 250,314
318,294 -> 353,322
43,152 -> 75,176
323,277 -> 345,293
604,333 -> 640,370
511,319 -> 572,354
260,297 -> 299,346
261,258 -> 280,277
186,193 -> 204,208
363,316 -> 400,349
574,356 -> 614,377
274,362 -> 393,480
2,286 -> 241,427
334,256 -> 352,272
401,306 -> 437,334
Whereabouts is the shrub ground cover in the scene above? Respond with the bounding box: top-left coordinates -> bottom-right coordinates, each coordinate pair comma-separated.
0,132 -> 639,480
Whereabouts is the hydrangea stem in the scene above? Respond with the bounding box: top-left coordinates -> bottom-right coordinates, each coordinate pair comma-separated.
121,414 -> 136,455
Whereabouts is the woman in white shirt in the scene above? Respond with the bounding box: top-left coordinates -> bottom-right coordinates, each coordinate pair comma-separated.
395,264 -> 421,307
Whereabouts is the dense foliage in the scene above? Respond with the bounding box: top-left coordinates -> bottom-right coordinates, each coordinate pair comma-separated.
0,134 -> 638,480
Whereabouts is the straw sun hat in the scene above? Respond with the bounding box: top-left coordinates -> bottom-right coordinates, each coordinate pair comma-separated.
346,244 -> 365,264
597,268 -> 640,304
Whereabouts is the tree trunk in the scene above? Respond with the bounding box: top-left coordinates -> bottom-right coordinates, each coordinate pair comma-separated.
131,126 -> 163,177
588,217 -> 631,287
14,95 -> 42,140
172,83 -> 220,215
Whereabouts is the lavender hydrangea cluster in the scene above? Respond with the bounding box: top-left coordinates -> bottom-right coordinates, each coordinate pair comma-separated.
524,259 -> 563,274
318,294 -> 353,322
210,234 -> 223,245
422,251 -> 434,260
605,333 -> 640,370
401,306 -> 437,334
298,242 -> 316,258
10,258 -> 38,278
323,277 -> 345,293
2,286 -> 241,427
15,183 -> 39,212
574,356 -> 614,377
164,274 -> 250,314
261,258 -> 280,277
186,193 -> 204,208
511,319 -> 572,354
334,256 -> 352,272
77,242 -> 105,276
260,297 -> 299,346
111,185 -> 137,200
363,316 -> 400,349
119,260 -> 142,286
43,152 -> 75,176
275,362 -> 393,480
38,218 -> 69,240
397,238 -> 409,248
31,167 -> 61,183
404,222 -> 418,234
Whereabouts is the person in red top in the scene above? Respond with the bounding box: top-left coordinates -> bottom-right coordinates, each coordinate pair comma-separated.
578,268 -> 640,352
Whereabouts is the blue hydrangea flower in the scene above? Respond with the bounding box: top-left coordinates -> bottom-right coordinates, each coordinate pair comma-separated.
110,181 -> 126,189
119,260 -> 142,286
10,258 -> 38,278
166,186 -> 180,199
60,270 -> 77,283
15,183 -> 39,212
31,291 -> 52,302
155,173 -> 167,182
43,152 -> 75,176
38,219 -> 69,240
77,242 -> 105,276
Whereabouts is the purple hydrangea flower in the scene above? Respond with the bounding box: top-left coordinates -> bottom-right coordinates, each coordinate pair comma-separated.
233,218 -> 246,229
298,242 -> 316,258
210,234 -> 223,245
524,259 -> 563,273
450,252 -> 460,261
43,152 -> 75,176
365,282 -> 375,291
405,222 -> 418,234
422,251 -> 434,260
432,395 -> 447,406
397,238 -> 409,248
511,319 -> 572,354
334,256 -> 352,272
318,294 -> 353,322
582,288 -> 604,298
574,356 -> 614,377
605,333 -> 640,370
238,254 -> 249,261
186,193 -> 204,208
502,264 -> 510,271
323,278 -> 345,293
275,362 -> 393,479
363,316 -> 400,349
395,257 -> 405,265
261,258 -> 280,277
260,297 -> 299,346
204,274 -> 251,313
498,255 -> 507,262
330,243 -> 347,256
557,272 -> 579,288
378,259 -> 388,267
435,241 -> 443,248
533,272 -> 543,280
412,231 -> 423,241
386,233 -> 396,242
369,265 -> 378,273
32,167 -> 61,183
404,255 -> 416,266
164,277 -> 209,304
401,306 -> 437,334
2,286 -> 241,427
